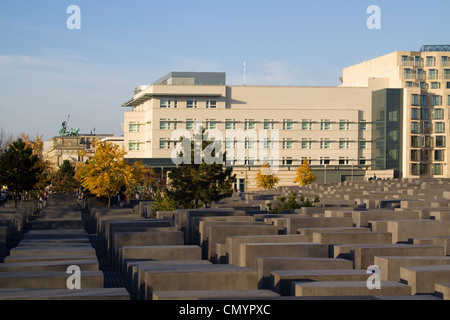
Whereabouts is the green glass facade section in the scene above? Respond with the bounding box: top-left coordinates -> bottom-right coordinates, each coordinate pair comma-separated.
372,89 -> 403,178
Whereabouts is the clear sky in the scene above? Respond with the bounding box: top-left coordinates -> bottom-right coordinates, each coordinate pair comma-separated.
0,0 -> 449,140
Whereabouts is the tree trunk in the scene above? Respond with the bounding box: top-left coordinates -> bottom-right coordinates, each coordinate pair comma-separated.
108,196 -> 111,208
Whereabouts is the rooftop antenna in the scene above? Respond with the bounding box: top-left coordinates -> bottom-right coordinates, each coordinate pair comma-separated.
243,61 -> 247,86
264,58 -> 267,85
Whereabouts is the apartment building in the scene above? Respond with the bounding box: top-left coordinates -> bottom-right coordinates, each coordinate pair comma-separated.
343,45 -> 450,178
121,46 -> 450,189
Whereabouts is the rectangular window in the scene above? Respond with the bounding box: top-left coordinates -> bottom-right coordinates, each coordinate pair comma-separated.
431,82 -> 441,89
225,139 -> 235,150
435,150 -> 445,161
339,120 -> 350,130
225,119 -> 236,130
442,56 -> 449,67
321,120 -> 331,130
411,163 -> 419,175
428,69 -> 438,80
448,95 -> 450,106
411,108 -> 420,120
320,138 -> 330,149
283,139 -> 293,149
264,139 -> 273,149
411,136 -> 421,148
359,158 -> 366,165
404,68 -> 414,78
433,109 -> 444,120
401,55 -> 410,66
206,98 -> 217,109
160,98 -> 170,108
186,119 -> 195,130
283,119 -> 294,131
444,69 -> 450,79
339,157 -> 349,165
301,138 -> 312,149
426,56 -> 436,67
359,139 -> 367,149
159,139 -> 170,150
129,141 -> 140,151
434,164 -> 443,175
436,136 -> 446,148
411,150 -> 421,161
421,95 -> 428,106
245,139 -> 256,149
421,108 -> 429,120
388,110 -> 399,121
360,121 -> 367,131
339,138 -> 349,149
245,119 -> 255,130
423,122 -> 431,134
264,119 -> 274,130
435,122 -> 445,133
447,82 -> 450,89
160,119 -> 170,130
186,98 -> 197,109
432,95 -> 442,106
411,94 -> 420,106
414,56 -> 422,67
320,157 -> 330,165
302,120 -> 312,130
206,119 -> 217,130
282,157 -> 293,165
129,122 -> 141,132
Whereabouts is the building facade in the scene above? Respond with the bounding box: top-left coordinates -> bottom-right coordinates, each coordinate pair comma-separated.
44,134 -> 121,167
121,46 -> 450,190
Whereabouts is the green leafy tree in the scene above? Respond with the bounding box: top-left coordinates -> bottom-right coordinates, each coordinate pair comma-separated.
52,160 -> 79,193
167,129 -> 236,209
294,159 -> 317,186
266,191 -> 320,214
256,164 -> 280,190
0,139 -> 41,206
152,192 -> 179,214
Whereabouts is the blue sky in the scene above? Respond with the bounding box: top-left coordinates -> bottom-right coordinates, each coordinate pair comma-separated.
0,0 -> 449,140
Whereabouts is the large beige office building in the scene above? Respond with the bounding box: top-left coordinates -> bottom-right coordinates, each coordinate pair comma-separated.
121,45 -> 450,190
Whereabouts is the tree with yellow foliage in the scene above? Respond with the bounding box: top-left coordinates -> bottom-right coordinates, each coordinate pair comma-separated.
80,140 -> 137,207
256,164 -> 280,190
294,159 -> 317,186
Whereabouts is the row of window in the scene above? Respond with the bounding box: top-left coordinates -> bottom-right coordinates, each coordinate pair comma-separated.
129,120 -> 369,132
411,149 -> 445,162
403,68 -> 450,81
128,138 -> 369,151
410,121 -> 445,134
406,81 -> 450,89
411,94 -> 450,107
411,108 -> 445,120
410,135 -> 446,148
411,163 -> 445,175
227,157 -> 368,166
159,98 -> 218,109
401,55 -> 450,67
